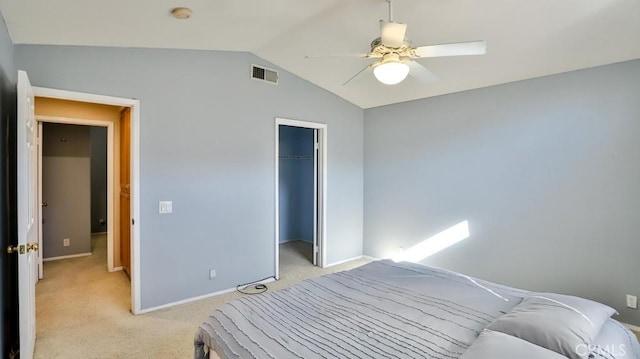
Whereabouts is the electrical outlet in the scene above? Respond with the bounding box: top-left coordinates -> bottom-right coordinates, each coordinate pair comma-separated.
63,238 -> 70,247
627,295 -> 638,309
159,201 -> 173,214
209,269 -> 217,280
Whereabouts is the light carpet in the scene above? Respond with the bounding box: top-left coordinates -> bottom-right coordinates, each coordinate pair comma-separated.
34,235 -> 369,358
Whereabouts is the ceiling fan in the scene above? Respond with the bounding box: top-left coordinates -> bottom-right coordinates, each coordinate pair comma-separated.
309,0 -> 486,86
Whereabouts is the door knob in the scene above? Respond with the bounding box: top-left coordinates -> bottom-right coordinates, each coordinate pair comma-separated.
42,202 -> 48,207
27,243 -> 39,252
7,245 -> 25,254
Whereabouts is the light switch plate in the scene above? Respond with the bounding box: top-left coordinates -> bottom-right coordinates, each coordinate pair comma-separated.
627,295 -> 638,309
159,201 -> 172,214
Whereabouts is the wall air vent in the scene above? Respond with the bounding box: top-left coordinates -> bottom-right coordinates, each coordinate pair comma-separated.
251,65 -> 278,85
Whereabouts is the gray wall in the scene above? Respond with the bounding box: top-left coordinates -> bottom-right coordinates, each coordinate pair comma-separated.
279,126 -> 314,243
90,127 -> 107,233
364,59 -> 640,325
15,45 -> 364,309
42,123 -> 92,258
0,10 -> 18,356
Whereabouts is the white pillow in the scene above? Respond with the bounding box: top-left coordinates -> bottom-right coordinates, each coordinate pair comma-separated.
460,330 -> 568,359
487,293 -> 617,359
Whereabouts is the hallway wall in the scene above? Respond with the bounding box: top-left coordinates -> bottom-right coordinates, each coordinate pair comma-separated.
42,123 -> 91,258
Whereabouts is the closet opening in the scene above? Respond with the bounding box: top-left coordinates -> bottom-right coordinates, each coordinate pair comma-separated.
274,118 -> 327,279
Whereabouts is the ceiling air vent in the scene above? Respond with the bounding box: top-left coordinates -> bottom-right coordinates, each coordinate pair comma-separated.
251,65 -> 278,85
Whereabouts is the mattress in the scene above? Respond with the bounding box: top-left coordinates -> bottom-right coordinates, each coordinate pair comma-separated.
194,260 -> 640,359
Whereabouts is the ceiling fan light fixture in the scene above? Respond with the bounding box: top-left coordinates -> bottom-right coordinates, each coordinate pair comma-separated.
373,59 -> 409,85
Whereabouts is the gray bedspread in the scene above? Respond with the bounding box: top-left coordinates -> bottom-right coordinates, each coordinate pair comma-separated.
194,260 -> 640,359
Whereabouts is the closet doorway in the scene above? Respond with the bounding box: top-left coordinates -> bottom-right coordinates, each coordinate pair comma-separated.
275,118 -> 327,279
39,123 -> 105,266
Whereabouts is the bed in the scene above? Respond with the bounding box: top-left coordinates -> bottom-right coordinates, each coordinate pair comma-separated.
194,260 -> 640,359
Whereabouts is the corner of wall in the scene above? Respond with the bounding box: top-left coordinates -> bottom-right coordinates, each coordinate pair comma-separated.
0,9 -> 15,84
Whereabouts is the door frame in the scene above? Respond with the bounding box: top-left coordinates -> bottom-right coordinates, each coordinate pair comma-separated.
32,86 -> 142,314
36,117 -> 114,277
274,118 -> 327,279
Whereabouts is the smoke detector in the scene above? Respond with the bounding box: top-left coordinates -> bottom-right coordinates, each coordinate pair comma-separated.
171,7 -> 192,19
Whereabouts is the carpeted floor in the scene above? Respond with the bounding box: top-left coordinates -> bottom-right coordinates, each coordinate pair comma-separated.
34,236 -> 369,358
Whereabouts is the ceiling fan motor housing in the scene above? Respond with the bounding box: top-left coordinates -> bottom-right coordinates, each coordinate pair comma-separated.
370,37 -> 415,58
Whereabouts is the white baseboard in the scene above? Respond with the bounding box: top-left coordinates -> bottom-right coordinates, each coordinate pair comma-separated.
43,252 -> 92,262
136,277 -> 277,315
324,255 -> 367,268
362,255 -> 381,261
111,266 -> 123,272
279,239 -> 313,245
623,322 -> 640,332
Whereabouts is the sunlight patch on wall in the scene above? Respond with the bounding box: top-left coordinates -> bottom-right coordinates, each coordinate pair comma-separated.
393,220 -> 470,263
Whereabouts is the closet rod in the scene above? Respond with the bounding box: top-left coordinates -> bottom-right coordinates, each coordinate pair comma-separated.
278,155 -> 313,160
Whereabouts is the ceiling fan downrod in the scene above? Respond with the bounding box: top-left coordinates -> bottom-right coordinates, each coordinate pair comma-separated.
387,0 -> 394,22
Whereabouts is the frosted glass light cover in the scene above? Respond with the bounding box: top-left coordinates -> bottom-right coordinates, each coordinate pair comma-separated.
373,62 -> 410,85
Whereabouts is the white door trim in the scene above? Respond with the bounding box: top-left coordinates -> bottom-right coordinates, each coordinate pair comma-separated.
36,116 -> 114,275
312,129 -> 318,266
32,86 -> 142,315
274,118 -> 327,279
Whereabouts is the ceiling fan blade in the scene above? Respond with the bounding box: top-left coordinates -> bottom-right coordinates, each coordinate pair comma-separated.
343,64 -> 373,86
380,20 -> 407,48
407,61 -> 438,84
414,41 -> 486,58
305,54 -> 370,59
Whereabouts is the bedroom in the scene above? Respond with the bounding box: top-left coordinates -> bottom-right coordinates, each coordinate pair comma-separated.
0,0 -> 639,358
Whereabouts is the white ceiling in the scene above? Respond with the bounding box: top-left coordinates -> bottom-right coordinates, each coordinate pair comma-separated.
1,0 -> 639,109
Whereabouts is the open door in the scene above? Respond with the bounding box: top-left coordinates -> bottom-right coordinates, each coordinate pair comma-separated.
120,107 -> 131,276
37,123 -> 43,280
14,70 -> 38,358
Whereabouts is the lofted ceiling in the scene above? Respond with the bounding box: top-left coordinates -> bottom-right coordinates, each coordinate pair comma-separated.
1,0 -> 639,109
